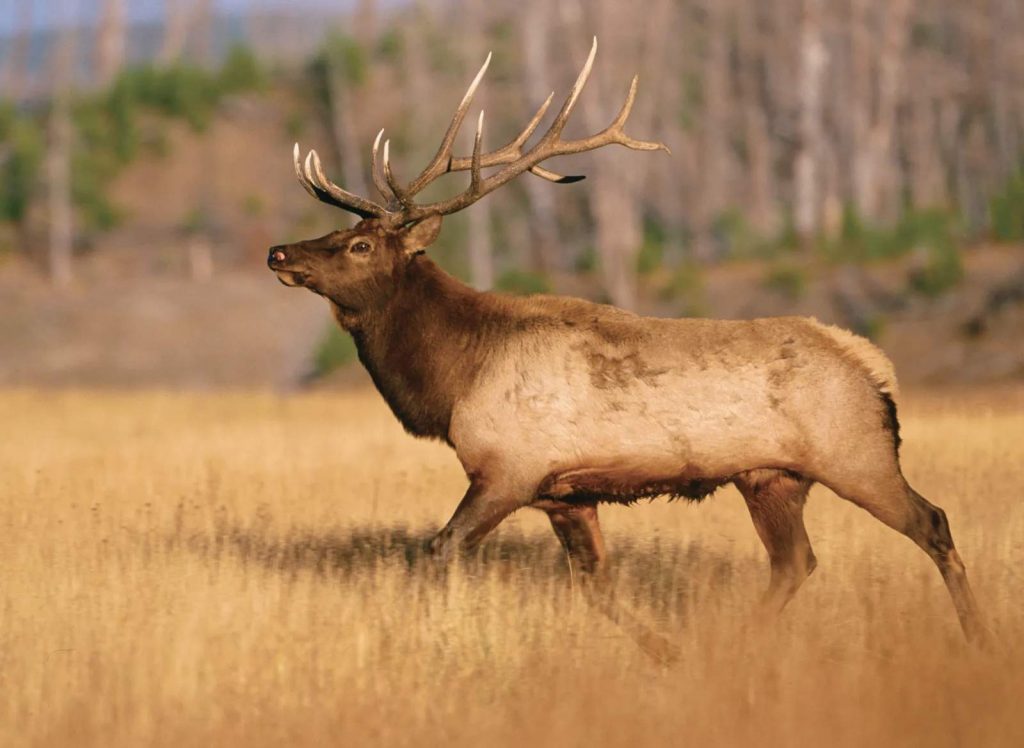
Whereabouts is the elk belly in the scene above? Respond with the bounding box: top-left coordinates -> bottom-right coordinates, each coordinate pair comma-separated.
536,461 -> 728,505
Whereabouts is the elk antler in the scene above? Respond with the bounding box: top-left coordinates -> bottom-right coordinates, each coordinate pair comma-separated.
292,143 -> 389,220
293,37 -> 668,226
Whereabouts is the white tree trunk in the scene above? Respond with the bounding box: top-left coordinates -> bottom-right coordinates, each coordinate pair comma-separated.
794,0 -> 826,242
693,0 -> 732,260
851,0 -> 911,224
159,0 -> 190,64
2,2 -> 32,101
464,0 -> 494,290
95,0 -> 126,86
520,0 -> 561,273
738,4 -> 777,236
48,20 -> 77,289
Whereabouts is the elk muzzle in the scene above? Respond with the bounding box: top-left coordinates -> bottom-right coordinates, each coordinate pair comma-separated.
267,246 -> 307,287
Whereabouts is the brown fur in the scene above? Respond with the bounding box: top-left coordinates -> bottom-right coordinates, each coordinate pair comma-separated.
267,217 -> 988,645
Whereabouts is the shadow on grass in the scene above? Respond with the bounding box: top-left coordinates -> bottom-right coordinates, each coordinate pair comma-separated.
174,522 -> 751,615
179,523 -> 566,577
169,522 -> 760,665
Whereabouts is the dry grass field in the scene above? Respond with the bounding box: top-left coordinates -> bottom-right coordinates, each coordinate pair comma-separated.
2,387 -> 1023,747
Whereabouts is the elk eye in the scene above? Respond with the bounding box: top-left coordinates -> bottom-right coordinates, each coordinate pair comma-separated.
351,241 -> 372,254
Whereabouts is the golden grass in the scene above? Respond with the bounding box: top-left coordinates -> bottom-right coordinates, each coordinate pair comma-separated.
2,387 -> 1023,747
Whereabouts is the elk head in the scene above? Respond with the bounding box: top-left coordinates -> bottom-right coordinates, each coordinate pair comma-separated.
267,38 -> 668,314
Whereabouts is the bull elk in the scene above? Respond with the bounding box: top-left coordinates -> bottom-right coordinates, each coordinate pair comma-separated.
268,39 -> 986,643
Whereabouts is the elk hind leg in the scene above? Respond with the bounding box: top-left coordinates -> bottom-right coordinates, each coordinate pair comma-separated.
544,503 -> 607,577
734,469 -> 816,615
825,464 -> 987,644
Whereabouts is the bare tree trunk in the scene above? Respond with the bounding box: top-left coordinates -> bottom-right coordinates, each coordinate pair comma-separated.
794,0 -> 826,244
324,3 -> 375,222
464,0 -> 494,290
737,3 -> 778,236
159,0 -> 191,65
989,0 -> 1021,184
693,0 -> 732,260
558,0 -> 670,309
2,2 -> 32,101
326,70 -> 370,202
95,0 -> 126,87
192,0 -> 214,65
851,0 -> 911,224
520,0 -> 561,273
48,17 -> 77,289
354,0 -> 378,39
906,70 -> 948,209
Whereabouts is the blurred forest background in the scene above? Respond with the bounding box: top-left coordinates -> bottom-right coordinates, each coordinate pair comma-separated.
1,0 -> 1022,388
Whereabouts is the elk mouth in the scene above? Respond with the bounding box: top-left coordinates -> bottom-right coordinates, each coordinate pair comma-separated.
274,269 -> 308,287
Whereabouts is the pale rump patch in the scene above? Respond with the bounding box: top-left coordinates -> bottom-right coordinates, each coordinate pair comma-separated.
810,319 -> 899,396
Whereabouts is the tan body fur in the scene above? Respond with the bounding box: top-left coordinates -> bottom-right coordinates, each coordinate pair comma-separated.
453,310 -> 893,505
271,229 -> 987,645
268,41 -> 989,651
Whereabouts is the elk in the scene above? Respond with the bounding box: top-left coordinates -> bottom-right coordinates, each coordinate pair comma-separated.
268,39 -> 986,643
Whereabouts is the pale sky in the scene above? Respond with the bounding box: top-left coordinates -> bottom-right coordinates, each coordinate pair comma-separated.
0,1 -> 362,34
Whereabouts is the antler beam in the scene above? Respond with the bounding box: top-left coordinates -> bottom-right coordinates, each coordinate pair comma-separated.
292,37 -> 668,226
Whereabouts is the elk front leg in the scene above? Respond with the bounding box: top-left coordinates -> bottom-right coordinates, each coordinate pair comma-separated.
545,502 -> 679,665
429,474 -> 528,564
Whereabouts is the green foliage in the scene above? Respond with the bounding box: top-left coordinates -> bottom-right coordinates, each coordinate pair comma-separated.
908,240 -> 963,297
181,205 -> 213,235
242,194 -> 265,217
989,169 -> 1024,242
763,261 -> 807,300
574,245 -> 597,274
108,65 -> 222,132
636,218 -> 667,275
312,325 -> 358,377
495,269 -> 551,295
219,45 -> 266,94
285,111 -> 307,140
60,52 -> 267,234
861,313 -> 887,341
819,205 -> 960,265
678,72 -> 702,132
0,102 -> 44,224
376,29 -> 404,62
713,208 -> 776,259
322,33 -> 369,88
811,205 -> 963,296
661,261 -> 707,316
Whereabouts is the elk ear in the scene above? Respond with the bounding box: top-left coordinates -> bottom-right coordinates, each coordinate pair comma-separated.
398,215 -> 443,256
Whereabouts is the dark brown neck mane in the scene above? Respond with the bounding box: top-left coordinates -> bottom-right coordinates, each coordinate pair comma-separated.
334,257 -> 501,442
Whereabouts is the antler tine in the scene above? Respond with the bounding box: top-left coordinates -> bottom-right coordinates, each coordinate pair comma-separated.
293,144 -> 389,219
289,40 -> 667,226
293,143 -> 319,198
435,38 -> 598,186
402,38 -> 669,221
470,111 -> 484,194
605,75 -> 672,153
511,92 -> 555,150
443,92 -> 584,183
405,52 -> 492,196
544,36 -> 598,143
370,129 -> 397,203
382,140 -> 414,208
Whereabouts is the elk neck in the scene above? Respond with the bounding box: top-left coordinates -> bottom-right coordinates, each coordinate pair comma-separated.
333,256 -> 499,443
